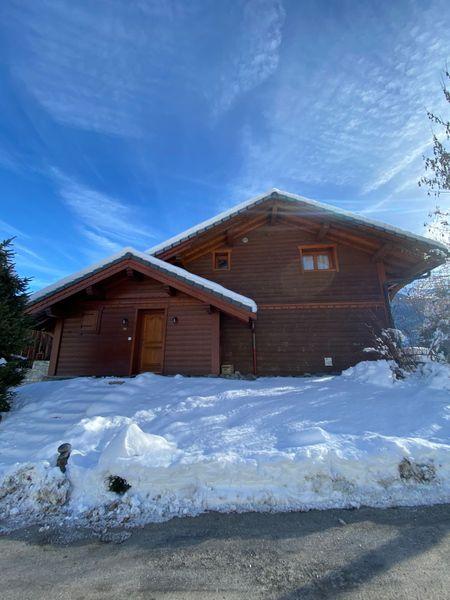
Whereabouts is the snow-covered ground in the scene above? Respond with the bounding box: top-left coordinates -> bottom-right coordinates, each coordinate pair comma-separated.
0,361 -> 449,529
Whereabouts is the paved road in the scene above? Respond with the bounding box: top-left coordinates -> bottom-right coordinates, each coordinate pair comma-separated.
1,504 -> 449,599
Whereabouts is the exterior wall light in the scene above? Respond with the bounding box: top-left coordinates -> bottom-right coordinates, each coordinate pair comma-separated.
121,318 -> 129,329
171,316 -> 178,324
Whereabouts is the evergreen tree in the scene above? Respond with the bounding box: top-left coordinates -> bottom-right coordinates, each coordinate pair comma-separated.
0,239 -> 32,412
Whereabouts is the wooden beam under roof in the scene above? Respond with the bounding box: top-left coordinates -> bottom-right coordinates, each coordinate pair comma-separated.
162,284 -> 177,296
182,233 -> 228,264
28,257 -> 256,323
275,212 -> 427,272
154,195 -> 441,269
155,202 -> 273,260
45,307 -> 62,318
269,205 -> 279,226
316,223 -> 330,241
283,214 -> 378,254
277,214 -> 317,235
386,258 -> 440,298
172,255 -> 185,267
125,267 -> 144,280
371,243 -> 392,263
283,202 -> 430,255
85,284 -> 104,298
225,229 -> 235,247
157,240 -> 193,261
182,214 -> 268,263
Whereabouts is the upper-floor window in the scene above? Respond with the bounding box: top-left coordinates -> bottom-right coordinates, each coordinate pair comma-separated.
213,250 -> 231,271
298,245 -> 338,272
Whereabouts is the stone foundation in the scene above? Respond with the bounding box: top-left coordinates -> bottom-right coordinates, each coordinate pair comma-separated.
22,360 -> 50,384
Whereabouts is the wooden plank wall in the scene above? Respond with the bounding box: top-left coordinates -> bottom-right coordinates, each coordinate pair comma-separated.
186,223 -> 382,303
53,221 -> 390,378
220,315 -> 253,374
255,307 -> 385,375
57,306 -> 135,376
186,222 -> 389,375
164,303 -> 215,376
55,278 -> 217,377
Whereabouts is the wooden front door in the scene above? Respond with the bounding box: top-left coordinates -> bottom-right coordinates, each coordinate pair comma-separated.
138,310 -> 166,373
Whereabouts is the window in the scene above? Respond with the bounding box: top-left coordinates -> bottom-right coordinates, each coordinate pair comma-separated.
213,250 -> 231,271
298,245 -> 338,272
80,310 -> 100,333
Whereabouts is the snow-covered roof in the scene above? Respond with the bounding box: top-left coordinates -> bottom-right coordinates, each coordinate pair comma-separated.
147,188 -> 448,256
29,247 -> 257,314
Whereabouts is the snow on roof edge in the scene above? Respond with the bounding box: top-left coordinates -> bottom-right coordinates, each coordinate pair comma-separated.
146,188 -> 448,256
29,247 -> 257,313
146,189 -> 274,255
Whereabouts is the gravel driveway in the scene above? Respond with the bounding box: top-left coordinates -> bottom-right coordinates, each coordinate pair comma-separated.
1,504 -> 449,599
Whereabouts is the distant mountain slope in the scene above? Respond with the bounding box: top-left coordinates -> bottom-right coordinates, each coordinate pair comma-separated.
392,292 -> 425,345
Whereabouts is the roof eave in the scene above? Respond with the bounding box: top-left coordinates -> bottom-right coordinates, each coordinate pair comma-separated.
149,189 -> 448,259
27,253 -> 257,322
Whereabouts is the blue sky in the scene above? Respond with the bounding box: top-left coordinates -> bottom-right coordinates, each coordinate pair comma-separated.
0,0 -> 449,291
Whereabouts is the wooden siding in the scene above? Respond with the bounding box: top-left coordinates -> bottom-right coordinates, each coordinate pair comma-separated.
220,315 -> 253,374
186,222 -> 389,374
185,223 -> 383,304
254,307 -> 386,375
220,306 -> 386,376
164,303 -> 215,376
57,305 -> 136,377
55,276 -> 218,377
51,220 -> 391,378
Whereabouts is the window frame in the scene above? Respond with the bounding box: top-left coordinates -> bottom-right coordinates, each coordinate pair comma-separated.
212,249 -> 232,271
298,244 -> 339,273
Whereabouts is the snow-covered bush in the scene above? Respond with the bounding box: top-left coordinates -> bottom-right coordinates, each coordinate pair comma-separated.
365,328 -> 420,378
407,209 -> 449,363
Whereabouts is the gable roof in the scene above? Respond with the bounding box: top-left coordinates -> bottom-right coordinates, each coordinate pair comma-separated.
147,188 -> 448,257
28,247 -> 257,318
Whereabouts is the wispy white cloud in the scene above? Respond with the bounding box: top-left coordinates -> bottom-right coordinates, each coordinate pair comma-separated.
8,241 -> 69,289
3,0 -> 286,138
15,255 -> 67,279
0,148 -> 22,173
79,228 -> 122,254
211,0 -> 285,117
227,2 -> 450,214
13,242 -> 41,260
50,168 -> 156,253
4,0 -> 191,136
0,218 -> 29,239
362,139 -> 432,194
0,219 -> 78,287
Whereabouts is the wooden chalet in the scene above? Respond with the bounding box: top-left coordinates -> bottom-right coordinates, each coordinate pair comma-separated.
27,189 -> 447,377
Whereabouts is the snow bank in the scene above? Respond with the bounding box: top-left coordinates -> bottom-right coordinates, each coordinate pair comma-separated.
341,360 -> 396,386
1,362 -> 449,529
